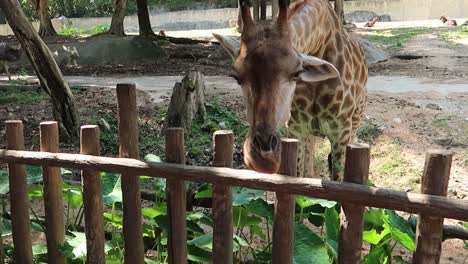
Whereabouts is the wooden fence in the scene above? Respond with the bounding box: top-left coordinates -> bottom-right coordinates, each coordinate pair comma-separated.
0,83 -> 467,264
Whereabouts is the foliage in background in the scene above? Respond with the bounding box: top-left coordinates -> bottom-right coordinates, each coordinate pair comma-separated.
439,26 -> 468,45
58,24 -> 110,36
362,27 -> 431,50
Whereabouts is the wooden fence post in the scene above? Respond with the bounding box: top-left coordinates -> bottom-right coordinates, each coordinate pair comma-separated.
253,0 -> 259,21
338,143 -> 370,264
272,0 -> 278,21
412,150 -> 452,264
5,120 -> 33,264
272,138 -> 298,264
165,127 -> 187,264
212,130 -> 234,264
116,83 -> 144,263
80,125 -> 105,264
40,121 -> 66,264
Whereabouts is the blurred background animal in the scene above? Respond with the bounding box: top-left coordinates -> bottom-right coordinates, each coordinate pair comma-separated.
0,43 -> 22,80
364,17 -> 379,27
440,16 -> 458,26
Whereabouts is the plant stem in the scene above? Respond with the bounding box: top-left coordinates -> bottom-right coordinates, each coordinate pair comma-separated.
265,192 -> 271,254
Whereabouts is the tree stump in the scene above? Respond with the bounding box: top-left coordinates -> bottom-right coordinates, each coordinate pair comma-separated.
165,71 -> 206,132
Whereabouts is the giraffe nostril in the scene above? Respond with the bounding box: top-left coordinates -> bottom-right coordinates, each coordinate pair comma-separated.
269,134 -> 279,151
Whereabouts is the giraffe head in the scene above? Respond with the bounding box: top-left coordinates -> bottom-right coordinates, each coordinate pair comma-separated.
214,0 -> 340,173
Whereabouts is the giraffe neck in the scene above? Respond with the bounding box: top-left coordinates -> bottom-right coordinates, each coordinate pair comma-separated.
288,0 -> 340,56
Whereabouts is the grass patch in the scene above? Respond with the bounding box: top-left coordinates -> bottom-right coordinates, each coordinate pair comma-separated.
59,24 -> 111,37
0,86 -> 47,105
438,26 -> 468,44
362,27 -> 430,50
358,120 -> 382,144
431,114 -> 468,147
370,137 -> 421,191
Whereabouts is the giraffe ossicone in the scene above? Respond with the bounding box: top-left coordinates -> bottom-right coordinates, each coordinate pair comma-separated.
214,0 -> 368,180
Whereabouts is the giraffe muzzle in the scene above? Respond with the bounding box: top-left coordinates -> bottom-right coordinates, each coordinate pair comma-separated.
243,126 -> 282,174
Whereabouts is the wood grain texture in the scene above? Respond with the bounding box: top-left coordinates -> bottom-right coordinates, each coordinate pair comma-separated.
272,138 -> 298,264
80,125 -> 105,264
212,130 -> 234,264
40,121 -> 66,264
338,143 -> 370,264
5,120 -> 33,264
0,150 -> 467,221
165,128 -> 188,264
116,83 -> 144,264
413,150 -> 452,264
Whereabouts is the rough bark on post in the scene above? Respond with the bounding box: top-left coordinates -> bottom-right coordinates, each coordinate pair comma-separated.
5,120 -> 33,264
110,0 -> 127,35
0,0 -> 79,139
165,71 -> 206,132
338,143 -> 370,264
413,150 -> 452,264
37,0 -> 57,37
136,0 -> 155,36
272,138 -> 298,264
40,122 -> 66,264
212,130 -> 234,264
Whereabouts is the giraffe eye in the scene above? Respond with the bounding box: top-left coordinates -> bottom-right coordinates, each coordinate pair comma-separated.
291,70 -> 303,80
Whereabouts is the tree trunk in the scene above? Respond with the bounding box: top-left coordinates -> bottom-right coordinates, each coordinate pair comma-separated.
334,0 -> 344,24
0,0 -> 79,140
136,0 -> 154,36
38,0 -> 57,37
236,0 -> 243,32
110,0 -> 127,36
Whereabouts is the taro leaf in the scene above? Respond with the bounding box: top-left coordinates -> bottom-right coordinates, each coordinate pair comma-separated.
296,196 -> 337,209
0,170 -> 8,195
244,198 -> 274,222
64,231 -> 87,258
307,212 -> 324,227
103,212 -> 123,229
31,221 -> 46,232
154,215 -> 169,232
101,172 -> 122,205
145,154 -> 162,163
142,205 -> 167,219
63,189 -> 83,209
293,222 -> 329,264
363,225 -> 391,245
362,246 -> 391,264
384,210 -> 415,251
188,244 -> 212,262
188,233 -> 213,251
1,218 -> 12,237
233,207 -> 262,228
32,244 -> 48,256
145,258 -> 159,264
324,208 -> 339,255
194,188 -> 213,199
364,208 -> 385,232
250,225 -> 266,240
28,185 -> 44,199
232,187 -> 265,206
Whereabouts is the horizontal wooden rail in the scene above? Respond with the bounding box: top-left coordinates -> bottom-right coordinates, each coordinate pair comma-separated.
0,149 -> 467,221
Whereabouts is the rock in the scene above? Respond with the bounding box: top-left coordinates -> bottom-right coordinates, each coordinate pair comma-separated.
425,103 -> 442,110
355,36 -> 389,65
378,14 -> 392,22
345,11 -> 378,23
393,117 -> 402,124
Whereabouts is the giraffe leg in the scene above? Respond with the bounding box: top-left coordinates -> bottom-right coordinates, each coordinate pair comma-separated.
296,140 -> 306,178
330,142 -> 346,181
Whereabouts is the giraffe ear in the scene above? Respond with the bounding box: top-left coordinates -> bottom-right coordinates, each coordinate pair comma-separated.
213,33 -> 240,59
298,54 -> 341,83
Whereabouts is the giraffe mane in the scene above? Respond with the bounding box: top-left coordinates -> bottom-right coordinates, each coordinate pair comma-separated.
287,0 -> 308,20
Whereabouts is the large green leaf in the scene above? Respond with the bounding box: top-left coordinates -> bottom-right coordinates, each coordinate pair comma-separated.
103,212 -> 123,229
293,223 -> 329,264
32,244 -> 48,256
362,246 -> 391,264
62,231 -> 87,258
145,154 -> 161,163
188,244 -> 212,262
324,208 -> 339,255
364,208 -> 385,232
232,187 -> 265,206
244,198 -> 274,222
363,226 -> 391,245
233,207 -> 262,228
63,189 -> 83,209
101,172 -> 122,205
188,233 -> 213,251
28,185 -> 44,199
295,196 -> 337,209
142,205 -> 167,219
0,166 -> 44,195
384,210 -> 415,251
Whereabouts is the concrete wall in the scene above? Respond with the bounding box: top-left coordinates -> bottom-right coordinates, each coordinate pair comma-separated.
1,0 -> 467,35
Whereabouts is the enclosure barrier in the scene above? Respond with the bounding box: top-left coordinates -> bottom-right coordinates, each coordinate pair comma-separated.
1,84 -> 467,264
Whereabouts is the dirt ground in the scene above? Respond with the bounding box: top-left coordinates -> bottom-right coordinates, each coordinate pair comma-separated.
0,25 -> 467,263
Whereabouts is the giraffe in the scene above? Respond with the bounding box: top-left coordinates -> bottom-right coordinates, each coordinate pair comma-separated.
214,0 -> 368,180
